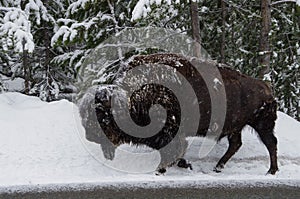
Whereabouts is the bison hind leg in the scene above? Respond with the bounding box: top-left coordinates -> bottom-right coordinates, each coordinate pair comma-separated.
249,101 -> 278,174
252,127 -> 278,174
260,133 -> 278,175
214,133 -> 242,173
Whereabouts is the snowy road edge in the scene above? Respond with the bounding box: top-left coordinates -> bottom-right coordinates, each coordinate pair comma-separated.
1,179 -> 300,194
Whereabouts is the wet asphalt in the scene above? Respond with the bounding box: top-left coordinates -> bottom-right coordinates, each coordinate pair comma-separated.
1,184 -> 299,199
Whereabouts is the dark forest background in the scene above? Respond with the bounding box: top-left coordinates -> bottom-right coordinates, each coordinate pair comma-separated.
0,0 -> 299,120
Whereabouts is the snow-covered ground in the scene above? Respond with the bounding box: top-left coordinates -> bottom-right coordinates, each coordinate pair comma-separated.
0,92 -> 300,191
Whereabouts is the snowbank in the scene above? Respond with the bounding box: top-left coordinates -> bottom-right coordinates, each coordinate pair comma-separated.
0,92 -> 299,189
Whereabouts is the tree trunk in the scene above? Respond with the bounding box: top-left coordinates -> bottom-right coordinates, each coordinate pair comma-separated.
44,24 -> 52,101
22,39 -> 30,94
259,0 -> 272,79
220,0 -> 226,64
190,1 -> 201,58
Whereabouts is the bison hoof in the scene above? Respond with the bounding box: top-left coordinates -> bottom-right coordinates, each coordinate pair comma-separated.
177,158 -> 193,170
213,164 -> 224,173
267,168 -> 279,175
156,168 -> 167,175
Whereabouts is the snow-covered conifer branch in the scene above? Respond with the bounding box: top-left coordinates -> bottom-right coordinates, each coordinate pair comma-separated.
271,0 -> 298,6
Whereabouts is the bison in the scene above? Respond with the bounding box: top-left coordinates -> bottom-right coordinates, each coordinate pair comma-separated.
81,53 -> 278,175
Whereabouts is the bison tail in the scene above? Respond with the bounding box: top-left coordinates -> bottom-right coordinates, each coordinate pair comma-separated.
252,100 -> 277,126
248,99 -> 277,138
262,100 -> 277,122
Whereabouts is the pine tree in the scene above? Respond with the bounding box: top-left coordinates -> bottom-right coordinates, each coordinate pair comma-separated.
27,0 -> 69,101
0,1 -> 35,91
51,0 -> 137,93
198,0 -> 299,120
271,1 -> 300,120
52,0 -> 134,70
0,0 -> 68,100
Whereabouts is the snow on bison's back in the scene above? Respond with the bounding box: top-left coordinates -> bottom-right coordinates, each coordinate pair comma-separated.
91,53 -> 278,175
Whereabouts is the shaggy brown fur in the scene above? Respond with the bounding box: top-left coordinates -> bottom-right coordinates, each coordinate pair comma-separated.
93,53 -> 278,174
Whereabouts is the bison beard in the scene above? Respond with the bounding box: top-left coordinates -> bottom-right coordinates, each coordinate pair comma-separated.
92,53 -> 278,175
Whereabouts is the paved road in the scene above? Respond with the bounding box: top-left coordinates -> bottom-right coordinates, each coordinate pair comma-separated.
1,185 -> 300,199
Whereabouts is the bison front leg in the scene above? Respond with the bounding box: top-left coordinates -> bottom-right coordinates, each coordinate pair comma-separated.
214,133 -> 242,173
156,133 -> 188,175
